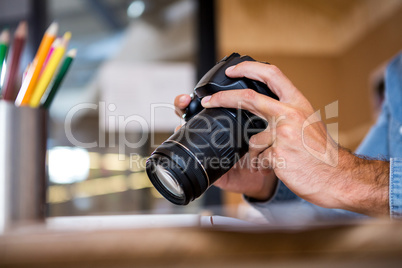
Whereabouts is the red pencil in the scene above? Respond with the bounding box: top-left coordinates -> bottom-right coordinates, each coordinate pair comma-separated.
2,21 -> 27,101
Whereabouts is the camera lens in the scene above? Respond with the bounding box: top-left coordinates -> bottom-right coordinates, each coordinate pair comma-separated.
154,165 -> 184,198
146,138 -> 208,205
146,108 -> 262,205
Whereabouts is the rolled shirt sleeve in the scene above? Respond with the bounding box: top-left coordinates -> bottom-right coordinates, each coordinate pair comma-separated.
390,158 -> 402,219
385,52 -> 402,219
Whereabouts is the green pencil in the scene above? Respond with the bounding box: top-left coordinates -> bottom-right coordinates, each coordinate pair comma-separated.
0,29 -> 10,90
41,48 -> 76,109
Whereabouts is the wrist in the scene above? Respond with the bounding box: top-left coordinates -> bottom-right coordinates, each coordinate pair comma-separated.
244,176 -> 278,202
333,149 -> 389,216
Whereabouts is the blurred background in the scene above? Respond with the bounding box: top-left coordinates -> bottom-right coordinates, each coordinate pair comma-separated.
0,0 -> 401,219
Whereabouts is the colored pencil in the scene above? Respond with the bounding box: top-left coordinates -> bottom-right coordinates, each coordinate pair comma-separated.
29,32 -> 71,107
42,48 -> 76,109
0,29 -> 10,90
2,21 -> 27,101
16,22 -> 58,106
40,37 -> 60,76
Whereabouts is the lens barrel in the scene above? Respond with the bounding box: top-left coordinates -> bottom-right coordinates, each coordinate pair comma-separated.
146,108 -> 258,205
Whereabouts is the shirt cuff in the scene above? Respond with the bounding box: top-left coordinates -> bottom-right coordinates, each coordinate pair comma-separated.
390,158 -> 402,219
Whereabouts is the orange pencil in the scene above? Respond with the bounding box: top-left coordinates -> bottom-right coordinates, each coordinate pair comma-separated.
16,22 -> 58,106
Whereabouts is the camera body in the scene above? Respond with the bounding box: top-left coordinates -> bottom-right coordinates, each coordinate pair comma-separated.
184,53 -> 277,121
146,53 -> 278,205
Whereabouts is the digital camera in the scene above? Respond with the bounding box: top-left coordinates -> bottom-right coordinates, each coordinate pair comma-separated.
146,53 -> 278,205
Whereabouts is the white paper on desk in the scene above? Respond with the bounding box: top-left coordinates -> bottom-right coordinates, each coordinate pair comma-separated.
47,215 -> 260,231
98,61 -> 195,133
47,214 -> 202,231
206,216 -> 260,228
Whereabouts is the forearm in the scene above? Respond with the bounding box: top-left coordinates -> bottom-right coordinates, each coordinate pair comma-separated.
246,149 -> 390,217
335,149 -> 389,217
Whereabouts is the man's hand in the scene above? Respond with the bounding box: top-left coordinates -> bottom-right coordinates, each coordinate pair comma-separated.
174,94 -> 277,201
200,62 -> 389,216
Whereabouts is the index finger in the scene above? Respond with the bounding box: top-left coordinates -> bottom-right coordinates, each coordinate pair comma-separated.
201,89 -> 288,120
226,62 -> 302,103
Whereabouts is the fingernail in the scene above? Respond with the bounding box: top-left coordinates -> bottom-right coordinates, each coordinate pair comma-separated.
179,95 -> 187,103
201,96 -> 211,106
226,66 -> 235,72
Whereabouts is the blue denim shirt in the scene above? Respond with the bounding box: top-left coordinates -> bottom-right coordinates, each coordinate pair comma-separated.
248,52 -> 402,222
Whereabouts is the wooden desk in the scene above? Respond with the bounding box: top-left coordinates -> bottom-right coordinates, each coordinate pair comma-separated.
1,217 -> 402,267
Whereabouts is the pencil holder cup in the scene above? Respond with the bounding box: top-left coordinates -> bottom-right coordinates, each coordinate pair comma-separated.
0,100 -> 47,232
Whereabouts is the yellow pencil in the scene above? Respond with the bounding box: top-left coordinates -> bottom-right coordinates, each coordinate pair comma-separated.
29,32 -> 71,107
